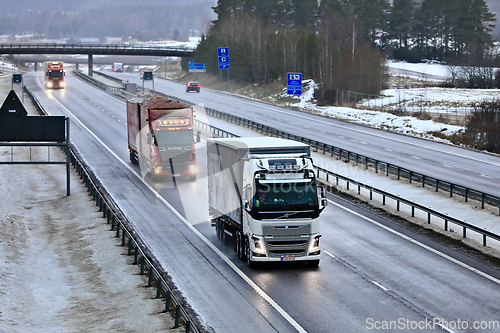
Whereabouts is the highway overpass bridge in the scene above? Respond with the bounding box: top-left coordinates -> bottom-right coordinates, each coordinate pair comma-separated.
0,43 -> 194,75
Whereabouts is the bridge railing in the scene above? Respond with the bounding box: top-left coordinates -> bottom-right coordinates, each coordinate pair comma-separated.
0,43 -> 194,52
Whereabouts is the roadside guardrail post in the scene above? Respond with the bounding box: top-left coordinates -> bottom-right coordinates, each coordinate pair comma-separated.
157,280 -> 162,298
175,305 -> 180,328
165,291 -> 171,311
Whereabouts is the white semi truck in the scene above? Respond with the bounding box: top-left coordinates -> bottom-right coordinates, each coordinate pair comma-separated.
207,137 -> 327,267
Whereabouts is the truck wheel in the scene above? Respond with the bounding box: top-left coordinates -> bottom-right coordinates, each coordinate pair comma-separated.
215,220 -> 220,239
129,151 -> 137,164
220,222 -> 225,243
245,239 -> 255,268
240,233 -> 246,261
308,260 -> 320,267
236,231 -> 242,259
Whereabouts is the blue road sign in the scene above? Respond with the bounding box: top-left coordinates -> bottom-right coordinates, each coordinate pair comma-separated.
218,47 -> 229,57
218,56 -> 230,69
287,73 -> 302,95
189,63 -> 206,72
218,47 -> 230,69
287,89 -> 302,95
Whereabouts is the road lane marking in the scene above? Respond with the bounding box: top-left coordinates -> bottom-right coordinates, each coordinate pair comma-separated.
49,95 -> 308,333
372,281 -> 388,291
328,199 -> 500,286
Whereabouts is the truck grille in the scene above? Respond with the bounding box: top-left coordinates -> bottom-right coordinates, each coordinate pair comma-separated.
262,224 -> 311,258
159,151 -> 190,172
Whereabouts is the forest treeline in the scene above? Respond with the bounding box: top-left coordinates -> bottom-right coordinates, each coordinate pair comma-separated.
0,1 -> 215,42
186,0 -> 497,102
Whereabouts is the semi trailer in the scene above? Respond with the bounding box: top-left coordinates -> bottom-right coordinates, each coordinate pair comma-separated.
44,61 -> 65,89
207,137 -> 327,267
127,95 -> 197,180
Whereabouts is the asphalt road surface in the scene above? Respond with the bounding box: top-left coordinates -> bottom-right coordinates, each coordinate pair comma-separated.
20,69 -> 500,332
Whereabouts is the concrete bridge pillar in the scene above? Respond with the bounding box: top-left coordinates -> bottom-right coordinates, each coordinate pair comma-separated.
88,54 -> 93,76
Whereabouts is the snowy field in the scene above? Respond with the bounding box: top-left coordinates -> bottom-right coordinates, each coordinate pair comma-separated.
284,60 -> 500,142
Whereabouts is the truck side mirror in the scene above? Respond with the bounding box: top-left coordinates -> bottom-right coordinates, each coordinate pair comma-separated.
196,131 -> 201,143
318,186 -> 327,211
146,133 -> 151,144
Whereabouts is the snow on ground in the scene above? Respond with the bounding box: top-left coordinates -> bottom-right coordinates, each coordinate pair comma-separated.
0,78 -> 181,332
282,60 -> 500,142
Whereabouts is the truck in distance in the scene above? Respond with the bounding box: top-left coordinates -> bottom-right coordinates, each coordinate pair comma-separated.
126,95 -> 197,181
112,62 -> 123,72
207,137 -> 327,267
44,61 -> 65,89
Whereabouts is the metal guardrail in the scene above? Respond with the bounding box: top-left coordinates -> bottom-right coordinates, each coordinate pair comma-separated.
92,70 -> 124,84
0,43 -> 194,52
182,101 -> 500,215
70,148 -> 197,333
194,117 -> 500,248
314,165 -> 500,247
23,84 -> 200,333
0,43 -> 194,57
74,70 -> 122,92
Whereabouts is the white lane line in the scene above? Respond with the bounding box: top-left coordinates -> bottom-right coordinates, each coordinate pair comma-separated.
49,96 -> 308,333
412,156 -> 420,159
326,249 -> 455,332
444,164 -> 454,168
372,281 -> 388,291
328,199 -> 500,286
385,148 -> 392,152
481,174 -> 492,179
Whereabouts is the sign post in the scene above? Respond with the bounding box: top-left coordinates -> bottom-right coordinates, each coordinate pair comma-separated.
218,47 -> 230,90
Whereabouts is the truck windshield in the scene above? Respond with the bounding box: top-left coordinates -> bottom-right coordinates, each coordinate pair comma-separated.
48,71 -> 63,78
155,129 -> 193,146
253,180 -> 318,212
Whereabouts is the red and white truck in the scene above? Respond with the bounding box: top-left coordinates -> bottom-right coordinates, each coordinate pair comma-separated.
126,95 -> 197,180
44,61 -> 65,89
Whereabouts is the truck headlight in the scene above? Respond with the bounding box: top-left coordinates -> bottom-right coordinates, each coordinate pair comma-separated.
46,82 -> 53,88
189,165 -> 198,174
309,235 -> 321,254
252,236 -> 266,254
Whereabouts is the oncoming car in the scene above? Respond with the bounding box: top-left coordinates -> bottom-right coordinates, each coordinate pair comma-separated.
186,81 -> 200,93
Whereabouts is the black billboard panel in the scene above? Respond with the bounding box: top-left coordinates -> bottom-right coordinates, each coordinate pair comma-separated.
0,116 -> 66,142
0,90 -> 66,142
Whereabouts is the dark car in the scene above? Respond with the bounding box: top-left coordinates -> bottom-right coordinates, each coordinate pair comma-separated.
186,81 -> 200,93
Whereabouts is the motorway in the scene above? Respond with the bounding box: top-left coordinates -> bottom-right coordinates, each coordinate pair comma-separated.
23,69 -> 500,332
124,71 -> 500,198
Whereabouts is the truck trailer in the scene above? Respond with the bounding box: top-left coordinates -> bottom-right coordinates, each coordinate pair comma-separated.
44,61 -> 65,89
126,95 -> 197,180
207,137 -> 327,267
